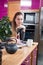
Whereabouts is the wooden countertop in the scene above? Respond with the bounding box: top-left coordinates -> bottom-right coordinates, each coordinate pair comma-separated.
2,42 -> 38,65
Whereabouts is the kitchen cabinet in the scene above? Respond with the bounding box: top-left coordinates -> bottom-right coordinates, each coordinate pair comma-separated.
21,54 -> 31,65
8,0 -> 40,10
2,42 -> 38,65
21,47 -> 37,65
8,1 -> 20,21
20,0 -> 40,12
31,47 -> 37,65
8,1 -> 20,36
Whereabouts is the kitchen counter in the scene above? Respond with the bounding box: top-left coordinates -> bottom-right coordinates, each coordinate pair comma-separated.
2,42 -> 38,65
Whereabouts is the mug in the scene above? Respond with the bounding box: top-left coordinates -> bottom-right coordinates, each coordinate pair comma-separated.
26,39 -> 33,46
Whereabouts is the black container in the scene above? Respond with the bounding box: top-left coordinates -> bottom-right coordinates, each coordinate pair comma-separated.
5,43 -> 18,54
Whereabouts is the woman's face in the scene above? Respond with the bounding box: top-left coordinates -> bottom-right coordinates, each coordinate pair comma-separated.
15,15 -> 23,26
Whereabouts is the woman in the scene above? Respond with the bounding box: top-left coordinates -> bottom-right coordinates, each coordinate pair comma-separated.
12,12 -> 26,41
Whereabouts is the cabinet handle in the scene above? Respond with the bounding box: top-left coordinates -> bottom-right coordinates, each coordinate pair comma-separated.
36,48 -> 37,51
21,60 -> 29,65
25,60 -> 29,63
30,57 -> 31,59
30,32 -> 32,33
34,56 -> 36,58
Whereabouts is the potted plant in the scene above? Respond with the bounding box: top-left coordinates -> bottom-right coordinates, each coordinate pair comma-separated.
0,16 -> 18,54
0,16 -> 12,41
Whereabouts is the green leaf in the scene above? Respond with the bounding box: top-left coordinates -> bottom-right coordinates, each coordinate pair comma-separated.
0,16 -> 12,41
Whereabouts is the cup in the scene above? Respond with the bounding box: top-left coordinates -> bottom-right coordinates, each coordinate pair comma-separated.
26,39 -> 33,47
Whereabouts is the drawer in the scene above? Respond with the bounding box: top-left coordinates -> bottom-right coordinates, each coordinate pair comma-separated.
25,54 -> 31,61
32,47 -> 37,56
21,59 -> 31,65
31,47 -> 38,65
32,55 -> 37,60
21,54 -> 31,65
32,56 -> 37,65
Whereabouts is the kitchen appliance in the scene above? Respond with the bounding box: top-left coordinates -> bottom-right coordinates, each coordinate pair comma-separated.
23,12 -> 39,42
24,13 -> 35,24
40,7 -> 43,40
24,25 -> 35,41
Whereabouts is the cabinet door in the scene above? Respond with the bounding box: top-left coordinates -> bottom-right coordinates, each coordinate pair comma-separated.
21,54 -> 31,65
21,60 -> 31,65
32,47 -> 37,65
8,1 -> 20,21
32,56 -> 37,65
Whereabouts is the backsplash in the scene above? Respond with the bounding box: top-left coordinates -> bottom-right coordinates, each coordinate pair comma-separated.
0,0 -> 43,19
8,0 -> 40,9
21,0 -> 40,10
32,0 -> 40,9
41,0 -> 43,7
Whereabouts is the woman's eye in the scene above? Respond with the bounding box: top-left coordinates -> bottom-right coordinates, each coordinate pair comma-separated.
17,18 -> 23,20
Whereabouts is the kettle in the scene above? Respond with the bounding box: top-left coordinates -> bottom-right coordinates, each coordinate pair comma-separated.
5,37 -> 18,54
5,43 -> 18,54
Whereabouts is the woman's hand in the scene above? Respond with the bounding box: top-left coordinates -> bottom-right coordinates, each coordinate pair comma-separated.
17,33 -> 20,39
17,39 -> 21,44
17,25 -> 26,32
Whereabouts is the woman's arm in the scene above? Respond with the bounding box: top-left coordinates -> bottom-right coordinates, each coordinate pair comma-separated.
17,25 -> 26,40
20,29 -> 25,40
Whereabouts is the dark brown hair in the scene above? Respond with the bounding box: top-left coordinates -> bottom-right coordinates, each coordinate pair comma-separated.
13,12 -> 23,31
